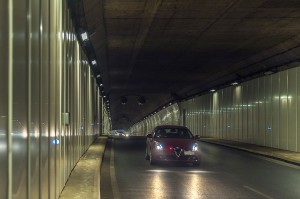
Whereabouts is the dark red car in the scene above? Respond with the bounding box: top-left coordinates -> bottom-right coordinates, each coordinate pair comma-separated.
145,125 -> 200,166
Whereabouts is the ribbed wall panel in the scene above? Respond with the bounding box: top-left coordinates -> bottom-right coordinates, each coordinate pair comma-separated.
288,68 -> 297,151
131,66 -> 300,152
186,67 -> 300,152
0,0 -> 108,198
0,0 -> 8,198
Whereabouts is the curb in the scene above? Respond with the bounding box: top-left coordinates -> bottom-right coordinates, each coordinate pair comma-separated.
200,139 -> 300,167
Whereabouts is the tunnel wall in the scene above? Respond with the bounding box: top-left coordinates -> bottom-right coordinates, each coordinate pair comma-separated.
129,66 -> 300,152
182,66 -> 300,152
0,0 -> 105,199
128,104 -> 180,136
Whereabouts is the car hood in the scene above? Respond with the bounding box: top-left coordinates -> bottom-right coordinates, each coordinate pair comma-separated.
154,138 -> 196,150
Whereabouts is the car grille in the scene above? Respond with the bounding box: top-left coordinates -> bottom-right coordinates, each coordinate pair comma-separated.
160,155 -> 198,161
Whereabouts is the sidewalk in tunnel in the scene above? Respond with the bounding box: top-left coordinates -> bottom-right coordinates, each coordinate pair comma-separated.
199,138 -> 300,166
58,136 -> 300,199
59,136 -> 107,199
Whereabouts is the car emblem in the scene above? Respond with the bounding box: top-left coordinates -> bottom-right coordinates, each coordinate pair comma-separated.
173,147 -> 182,157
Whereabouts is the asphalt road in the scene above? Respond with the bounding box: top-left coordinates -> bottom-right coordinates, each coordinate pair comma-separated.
101,137 -> 300,199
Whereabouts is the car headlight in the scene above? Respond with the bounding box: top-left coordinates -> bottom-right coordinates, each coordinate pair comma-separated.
155,142 -> 163,150
192,143 -> 198,151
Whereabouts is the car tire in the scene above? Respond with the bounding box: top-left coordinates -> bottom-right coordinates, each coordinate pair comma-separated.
145,147 -> 150,160
193,162 -> 200,167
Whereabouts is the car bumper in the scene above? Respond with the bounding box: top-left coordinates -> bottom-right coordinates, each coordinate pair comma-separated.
152,151 -> 200,163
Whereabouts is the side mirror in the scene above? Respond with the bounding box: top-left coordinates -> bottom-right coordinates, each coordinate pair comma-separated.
147,134 -> 153,138
194,135 -> 200,140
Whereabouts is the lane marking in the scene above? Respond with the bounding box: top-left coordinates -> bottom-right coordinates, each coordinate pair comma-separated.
244,186 -> 274,199
110,140 -> 121,199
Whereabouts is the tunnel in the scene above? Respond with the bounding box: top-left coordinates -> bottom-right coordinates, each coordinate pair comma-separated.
1,0 -> 300,198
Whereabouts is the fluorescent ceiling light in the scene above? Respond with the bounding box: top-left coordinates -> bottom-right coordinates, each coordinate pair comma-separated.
121,96 -> 128,105
210,89 -> 216,92
138,96 -> 146,105
91,60 -> 97,65
81,32 -> 88,41
264,71 -> 274,75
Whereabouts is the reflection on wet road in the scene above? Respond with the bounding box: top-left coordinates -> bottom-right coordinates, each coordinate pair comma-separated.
101,137 -> 300,199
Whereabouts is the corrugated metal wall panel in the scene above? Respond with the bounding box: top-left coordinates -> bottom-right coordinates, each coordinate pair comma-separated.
288,68 -> 297,151
279,71 -> 288,150
131,66 -> 300,152
272,73 -> 280,149
0,0 -> 8,198
265,75 -> 273,147
0,0 -> 105,198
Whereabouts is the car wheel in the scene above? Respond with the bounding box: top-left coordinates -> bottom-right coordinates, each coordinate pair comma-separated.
193,162 -> 200,167
145,147 -> 150,160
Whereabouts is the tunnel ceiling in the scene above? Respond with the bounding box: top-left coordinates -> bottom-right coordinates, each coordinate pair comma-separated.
71,0 -> 300,130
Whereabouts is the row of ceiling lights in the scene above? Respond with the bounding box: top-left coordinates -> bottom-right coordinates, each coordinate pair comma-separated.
208,68 -> 277,93
79,31 -> 111,118
132,68 -> 278,127
68,1 -> 112,120
134,81 -> 241,125
135,68 -> 278,125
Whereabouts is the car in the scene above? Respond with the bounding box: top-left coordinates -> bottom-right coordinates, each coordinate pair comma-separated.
108,130 -> 129,139
145,125 -> 200,166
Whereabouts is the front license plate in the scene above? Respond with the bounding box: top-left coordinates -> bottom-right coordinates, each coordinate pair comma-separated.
184,151 -> 195,155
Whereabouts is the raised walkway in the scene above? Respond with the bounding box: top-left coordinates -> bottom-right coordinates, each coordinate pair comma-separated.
59,136 -> 107,199
58,136 -> 300,199
200,138 -> 300,166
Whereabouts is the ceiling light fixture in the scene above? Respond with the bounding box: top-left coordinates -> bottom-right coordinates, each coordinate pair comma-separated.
91,60 -> 97,65
231,82 -> 238,86
119,95 -> 146,106
80,32 -> 88,42
210,89 -> 216,92
264,71 -> 274,75
138,96 -> 146,106
121,96 -> 128,105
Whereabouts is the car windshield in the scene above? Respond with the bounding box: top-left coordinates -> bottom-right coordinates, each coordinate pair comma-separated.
154,128 -> 193,139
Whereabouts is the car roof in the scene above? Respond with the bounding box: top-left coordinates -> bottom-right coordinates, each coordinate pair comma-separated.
154,125 -> 188,129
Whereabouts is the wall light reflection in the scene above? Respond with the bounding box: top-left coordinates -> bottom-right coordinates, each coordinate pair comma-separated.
34,128 -> 39,138
0,132 -> 6,151
22,129 -> 27,138
50,130 -> 56,138
274,96 -> 292,100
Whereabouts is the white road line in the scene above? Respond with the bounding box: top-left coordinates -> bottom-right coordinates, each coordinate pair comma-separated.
110,140 -> 121,199
244,186 -> 274,199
